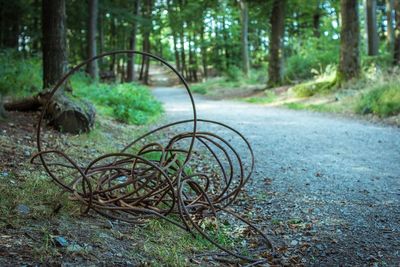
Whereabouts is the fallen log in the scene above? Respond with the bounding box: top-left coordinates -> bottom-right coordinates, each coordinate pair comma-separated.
4,92 -> 95,134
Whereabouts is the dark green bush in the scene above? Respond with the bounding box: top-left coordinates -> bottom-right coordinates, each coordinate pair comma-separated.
0,50 -> 42,97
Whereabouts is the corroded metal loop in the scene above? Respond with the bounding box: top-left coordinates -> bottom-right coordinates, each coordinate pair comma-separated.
32,51 -> 272,262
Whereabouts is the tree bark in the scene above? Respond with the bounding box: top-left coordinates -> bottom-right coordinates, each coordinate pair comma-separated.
127,0 -> 140,82
366,0 -> 379,56
387,0 -> 395,53
42,0 -> 68,89
313,1 -> 321,38
200,24 -> 208,80
394,0 -> 400,64
268,0 -> 286,87
42,0 -> 95,133
239,0 -> 250,76
338,0 -> 360,82
86,0 -> 98,79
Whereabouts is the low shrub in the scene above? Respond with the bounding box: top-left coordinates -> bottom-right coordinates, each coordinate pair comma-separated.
355,82 -> 400,117
72,73 -> 163,125
0,50 -> 42,97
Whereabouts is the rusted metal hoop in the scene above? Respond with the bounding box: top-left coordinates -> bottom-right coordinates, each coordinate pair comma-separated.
32,51 -> 273,262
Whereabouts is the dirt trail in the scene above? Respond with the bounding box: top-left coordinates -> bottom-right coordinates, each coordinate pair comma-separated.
152,86 -> 400,265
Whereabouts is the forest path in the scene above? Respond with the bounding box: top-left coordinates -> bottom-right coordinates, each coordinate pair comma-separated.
152,86 -> 400,265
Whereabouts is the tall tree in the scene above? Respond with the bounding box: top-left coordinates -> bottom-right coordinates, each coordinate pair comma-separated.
337,0 -> 360,82
394,0 -> 400,64
127,0 -> 140,82
268,0 -> 286,87
42,0 -> 68,89
366,0 -> 379,56
41,0 -> 95,133
239,0 -> 250,76
87,0 -> 98,79
387,0 -> 395,53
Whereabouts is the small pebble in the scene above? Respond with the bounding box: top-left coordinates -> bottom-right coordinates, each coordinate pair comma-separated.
16,204 -> 30,215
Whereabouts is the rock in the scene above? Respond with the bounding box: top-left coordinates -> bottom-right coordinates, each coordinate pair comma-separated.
23,150 -> 30,157
53,236 -> 69,247
16,204 -> 30,215
67,243 -> 83,253
1,172 -> 9,177
290,240 -> 298,246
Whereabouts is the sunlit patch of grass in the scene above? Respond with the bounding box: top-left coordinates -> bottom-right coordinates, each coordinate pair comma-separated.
245,91 -> 277,104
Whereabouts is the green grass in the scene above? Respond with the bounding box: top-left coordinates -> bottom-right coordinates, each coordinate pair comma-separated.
71,73 -> 163,125
245,91 -> 277,104
355,82 -> 400,117
190,65 -> 267,97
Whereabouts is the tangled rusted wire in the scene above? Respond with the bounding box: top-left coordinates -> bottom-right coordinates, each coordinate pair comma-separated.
32,51 -> 273,262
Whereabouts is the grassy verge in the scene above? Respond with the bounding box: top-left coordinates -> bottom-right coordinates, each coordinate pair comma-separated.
191,66 -> 267,98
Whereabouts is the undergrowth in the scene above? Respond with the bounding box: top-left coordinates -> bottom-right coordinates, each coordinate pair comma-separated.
71,73 -> 163,125
355,81 -> 400,117
0,51 -> 162,125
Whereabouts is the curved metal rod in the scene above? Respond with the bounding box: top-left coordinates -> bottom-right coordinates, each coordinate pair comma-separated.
33,50 -> 273,262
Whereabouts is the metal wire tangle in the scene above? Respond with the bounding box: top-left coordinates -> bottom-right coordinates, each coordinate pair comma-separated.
32,50 -> 273,262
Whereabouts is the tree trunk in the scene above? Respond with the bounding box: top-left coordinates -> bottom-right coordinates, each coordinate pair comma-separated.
394,0 -> 400,64
42,0 -> 68,89
239,0 -> 250,76
42,0 -> 95,133
387,0 -> 395,53
200,24 -> 208,80
86,0 -> 98,79
268,0 -> 286,87
313,1 -> 321,38
337,0 -> 360,82
366,0 -> 379,56
127,0 -> 140,82
98,10 -> 104,68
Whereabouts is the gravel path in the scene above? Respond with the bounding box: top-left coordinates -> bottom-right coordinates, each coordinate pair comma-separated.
152,86 -> 400,266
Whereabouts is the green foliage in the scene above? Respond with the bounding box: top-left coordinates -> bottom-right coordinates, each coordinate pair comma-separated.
284,38 -> 339,82
71,73 -> 163,125
355,82 -> 400,117
0,50 -> 42,97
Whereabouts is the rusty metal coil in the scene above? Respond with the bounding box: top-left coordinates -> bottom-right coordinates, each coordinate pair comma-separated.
31,51 -> 273,262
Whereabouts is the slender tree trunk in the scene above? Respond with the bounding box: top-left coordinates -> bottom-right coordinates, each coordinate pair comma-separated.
179,27 -> 187,78
240,0 -> 250,76
313,1 -> 321,37
109,18 -> 117,72
86,0 -> 98,79
366,0 -> 379,56
387,0 -> 395,53
222,15 -> 230,69
338,0 -> 360,82
127,0 -> 140,82
98,10 -> 104,68
268,0 -> 286,87
42,0 -> 68,89
200,24 -> 208,80
394,0 -> 400,64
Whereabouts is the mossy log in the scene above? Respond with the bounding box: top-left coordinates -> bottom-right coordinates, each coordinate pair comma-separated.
4,92 -> 95,134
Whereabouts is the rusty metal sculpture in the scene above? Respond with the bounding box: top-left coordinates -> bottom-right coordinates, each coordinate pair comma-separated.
31,51 -> 273,262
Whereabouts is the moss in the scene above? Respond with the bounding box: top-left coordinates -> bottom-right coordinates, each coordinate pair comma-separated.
292,80 -> 336,97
